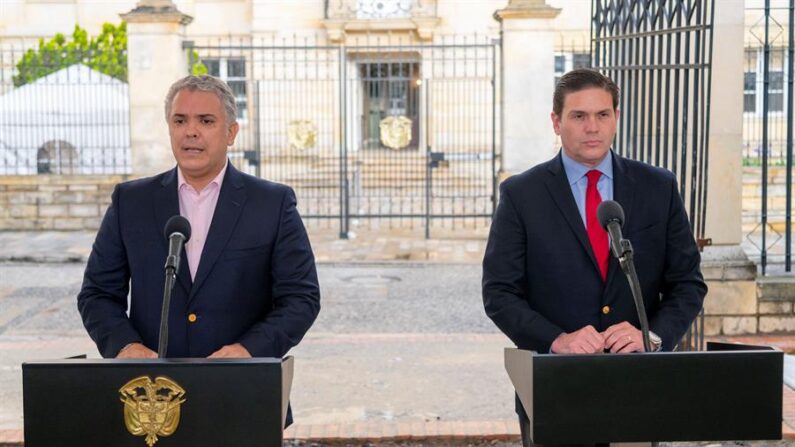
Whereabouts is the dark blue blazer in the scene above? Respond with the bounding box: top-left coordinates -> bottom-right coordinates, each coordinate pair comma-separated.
482,151 -> 707,354
78,163 -> 320,359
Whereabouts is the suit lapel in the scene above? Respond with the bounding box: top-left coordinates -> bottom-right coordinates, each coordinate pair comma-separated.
154,168 -> 192,294
604,152 -> 636,290
543,153 -> 602,276
189,163 -> 247,300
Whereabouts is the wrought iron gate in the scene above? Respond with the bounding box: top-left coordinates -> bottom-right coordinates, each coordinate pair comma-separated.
743,0 -> 795,275
187,35 -> 499,238
591,0 -> 715,350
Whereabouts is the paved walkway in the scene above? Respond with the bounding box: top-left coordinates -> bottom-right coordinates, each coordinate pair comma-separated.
0,231 -> 793,445
0,229 -> 488,264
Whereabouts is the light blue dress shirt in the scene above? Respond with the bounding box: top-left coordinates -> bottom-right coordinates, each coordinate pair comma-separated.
560,149 -> 614,227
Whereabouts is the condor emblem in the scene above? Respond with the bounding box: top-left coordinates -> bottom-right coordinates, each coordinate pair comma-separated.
119,376 -> 187,446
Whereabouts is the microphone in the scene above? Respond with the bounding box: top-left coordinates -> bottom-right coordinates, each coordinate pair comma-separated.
164,215 -> 191,274
596,200 -> 652,352
159,215 -> 191,358
597,200 -> 626,259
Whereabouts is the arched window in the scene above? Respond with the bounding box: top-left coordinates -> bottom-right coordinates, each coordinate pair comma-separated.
37,140 -> 78,175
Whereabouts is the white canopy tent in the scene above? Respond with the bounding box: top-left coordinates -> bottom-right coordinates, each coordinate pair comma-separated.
0,64 -> 130,175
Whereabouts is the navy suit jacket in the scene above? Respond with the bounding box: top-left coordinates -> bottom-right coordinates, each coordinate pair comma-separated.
78,163 -> 320,359
482,151 -> 707,354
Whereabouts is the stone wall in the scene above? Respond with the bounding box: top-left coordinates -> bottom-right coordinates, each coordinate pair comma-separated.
702,245 -> 795,336
757,278 -> 795,333
0,175 -> 126,230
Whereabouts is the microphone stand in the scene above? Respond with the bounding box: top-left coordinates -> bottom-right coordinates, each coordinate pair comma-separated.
615,238 -> 652,353
614,231 -> 659,447
158,236 -> 182,358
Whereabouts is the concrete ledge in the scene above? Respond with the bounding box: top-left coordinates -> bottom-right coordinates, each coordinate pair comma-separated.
701,245 -> 757,281
759,276 -> 795,302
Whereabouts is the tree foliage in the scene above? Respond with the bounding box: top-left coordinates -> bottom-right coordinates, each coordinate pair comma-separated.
190,50 -> 208,76
13,23 -> 127,87
13,22 -> 207,86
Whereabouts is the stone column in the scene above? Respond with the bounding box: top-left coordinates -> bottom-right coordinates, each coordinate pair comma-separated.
701,0 -> 758,338
121,0 -> 192,177
704,0 -> 744,248
494,0 -> 561,175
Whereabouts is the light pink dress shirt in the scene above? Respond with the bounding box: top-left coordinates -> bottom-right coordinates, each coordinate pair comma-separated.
177,161 -> 227,280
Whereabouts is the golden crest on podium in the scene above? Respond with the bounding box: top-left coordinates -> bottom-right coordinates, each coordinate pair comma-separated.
119,376 -> 187,446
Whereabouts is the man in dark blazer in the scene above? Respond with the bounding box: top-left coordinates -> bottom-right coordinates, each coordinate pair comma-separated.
78,75 -> 320,360
482,69 -> 707,447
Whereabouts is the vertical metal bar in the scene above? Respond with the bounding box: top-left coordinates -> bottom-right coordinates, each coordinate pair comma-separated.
254,80 -> 261,178
619,1 -> 628,155
672,1 -> 682,179
786,0 -> 794,271
645,3 -> 655,165
762,0 -> 771,274
339,47 -> 349,238
425,78 -> 432,239
631,1 -> 639,159
663,6 -> 672,170
592,0 -> 600,66
492,42 -> 498,218
638,5 -> 647,163
688,0 -> 703,234
681,2 -> 691,204
700,0 -> 715,245
655,3 -> 664,167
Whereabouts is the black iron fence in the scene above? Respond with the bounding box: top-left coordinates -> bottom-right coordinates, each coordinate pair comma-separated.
0,40 -> 131,175
742,0 -> 795,275
186,34 -> 500,238
592,0 -> 715,350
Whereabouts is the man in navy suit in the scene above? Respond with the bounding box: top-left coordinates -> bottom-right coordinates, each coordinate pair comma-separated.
482,69 -> 707,447
78,75 -> 320,360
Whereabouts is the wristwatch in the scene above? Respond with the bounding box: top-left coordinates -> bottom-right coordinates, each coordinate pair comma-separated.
649,331 -> 662,351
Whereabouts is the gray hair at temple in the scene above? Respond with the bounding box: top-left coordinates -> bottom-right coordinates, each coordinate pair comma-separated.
164,75 -> 238,125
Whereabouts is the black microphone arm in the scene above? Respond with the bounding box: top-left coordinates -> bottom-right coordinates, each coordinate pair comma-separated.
597,201 -> 652,353
159,215 -> 191,358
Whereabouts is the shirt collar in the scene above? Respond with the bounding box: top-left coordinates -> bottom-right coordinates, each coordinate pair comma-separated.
178,159 -> 228,192
560,149 -> 614,185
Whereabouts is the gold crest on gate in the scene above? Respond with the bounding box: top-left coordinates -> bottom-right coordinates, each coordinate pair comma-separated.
287,119 -> 318,150
119,376 -> 187,446
379,115 -> 412,150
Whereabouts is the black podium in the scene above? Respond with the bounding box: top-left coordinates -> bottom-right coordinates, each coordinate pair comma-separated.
22,357 -> 293,447
505,343 -> 783,445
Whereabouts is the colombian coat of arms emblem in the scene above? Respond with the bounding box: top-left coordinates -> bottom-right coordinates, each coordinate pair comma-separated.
119,376 -> 187,446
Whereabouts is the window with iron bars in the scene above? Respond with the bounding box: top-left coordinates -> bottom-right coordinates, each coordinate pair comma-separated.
202,57 -> 248,122
744,47 -> 789,116
554,52 -> 592,87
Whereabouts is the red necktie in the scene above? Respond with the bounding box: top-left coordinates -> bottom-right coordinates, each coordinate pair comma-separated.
586,170 -> 609,281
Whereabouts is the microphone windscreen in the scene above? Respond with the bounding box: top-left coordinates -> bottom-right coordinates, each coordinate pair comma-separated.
164,215 -> 192,242
597,200 -> 625,230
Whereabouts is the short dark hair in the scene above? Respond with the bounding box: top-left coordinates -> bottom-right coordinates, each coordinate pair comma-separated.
165,75 -> 237,124
553,68 -> 620,116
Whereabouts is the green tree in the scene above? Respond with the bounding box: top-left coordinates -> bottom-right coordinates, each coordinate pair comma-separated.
12,22 -> 206,86
190,50 -> 208,76
13,23 -> 127,87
